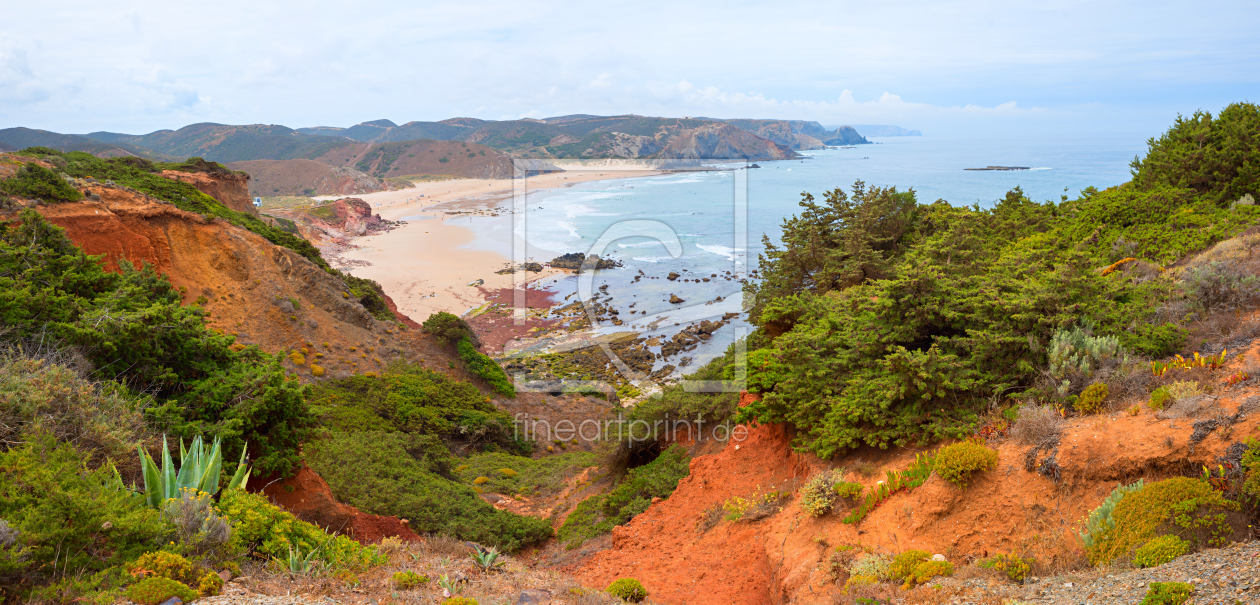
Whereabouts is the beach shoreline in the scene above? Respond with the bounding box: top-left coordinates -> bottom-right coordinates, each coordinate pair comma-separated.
334,168 -> 660,331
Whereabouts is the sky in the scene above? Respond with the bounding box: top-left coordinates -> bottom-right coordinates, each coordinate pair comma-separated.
2,0 -> 1257,138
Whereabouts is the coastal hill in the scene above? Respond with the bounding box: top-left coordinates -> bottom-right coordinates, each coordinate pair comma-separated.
0,126 -> 175,160
838,123 -> 924,137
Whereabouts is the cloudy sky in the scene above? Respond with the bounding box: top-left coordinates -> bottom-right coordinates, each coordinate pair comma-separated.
2,0 -> 1257,137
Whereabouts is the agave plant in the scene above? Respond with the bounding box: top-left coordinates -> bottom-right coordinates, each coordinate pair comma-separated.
277,544 -> 323,575
138,435 -> 250,508
470,545 -> 504,572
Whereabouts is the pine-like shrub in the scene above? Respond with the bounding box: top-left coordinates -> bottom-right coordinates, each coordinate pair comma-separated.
1086,477 -> 1240,565
1133,535 -> 1190,568
606,577 -> 648,602
0,163 -> 81,203
125,577 -> 198,605
457,337 -> 514,397
934,441 -> 998,488
422,312 -> 480,348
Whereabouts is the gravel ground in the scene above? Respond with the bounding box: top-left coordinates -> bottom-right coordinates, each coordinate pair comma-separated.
1021,541 -> 1260,604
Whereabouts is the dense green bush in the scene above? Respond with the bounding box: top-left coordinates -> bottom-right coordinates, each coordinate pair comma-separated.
423,311 -> 480,348
1074,382 -> 1108,414
933,441 -> 998,488
307,364 -> 524,452
557,445 -> 690,547
979,553 -> 1033,582
0,163 -> 81,202
217,488 -> 384,569
1131,101 -> 1259,206
1080,479 -> 1145,551
1140,581 -> 1194,605
1086,477 -> 1239,565
0,436 -> 167,594
606,577 -> 648,602
799,469 -> 847,516
1133,534 -> 1190,568
457,336 -> 515,397
0,211 -> 312,475
125,576 -> 198,605
302,431 -> 552,551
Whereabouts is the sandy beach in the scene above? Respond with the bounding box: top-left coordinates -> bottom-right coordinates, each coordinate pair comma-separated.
334,168 -> 660,330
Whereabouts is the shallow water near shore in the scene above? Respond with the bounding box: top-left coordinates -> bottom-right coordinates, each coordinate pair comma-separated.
455,133 -> 1150,378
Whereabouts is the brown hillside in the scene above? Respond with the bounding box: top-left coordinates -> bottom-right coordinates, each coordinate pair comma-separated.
228,159 -> 392,197
312,139 -> 515,179
31,180 -> 414,377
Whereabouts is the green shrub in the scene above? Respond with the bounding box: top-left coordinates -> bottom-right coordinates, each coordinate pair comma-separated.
847,553 -> 891,580
0,211 -> 312,476
734,107 -> 1260,456
125,576 -> 199,605
1139,581 -> 1194,605
1080,479 -> 1145,551
1131,101 -> 1260,206
1048,325 -> 1127,388
904,560 -> 953,588
442,598 -> 478,605
0,163 -> 81,203
392,570 -> 429,589
800,469 -> 846,516
457,336 -> 515,397
887,550 -> 930,581
834,481 -> 863,501
306,365 -> 524,452
1074,382 -> 1108,415
303,431 -> 552,552
1133,535 -> 1190,568
217,488 -> 384,570
129,551 -> 196,585
934,441 -> 998,488
606,577 -> 648,602
1086,477 -> 1239,565
980,553 -> 1033,582
0,351 -> 149,466
0,436 -> 167,593
1149,387 -> 1172,410
1243,438 -> 1260,498
557,445 -> 690,547
422,311 -> 480,348
454,451 -> 595,496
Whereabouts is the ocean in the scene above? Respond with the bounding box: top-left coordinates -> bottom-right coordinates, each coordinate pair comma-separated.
460,133 -> 1151,379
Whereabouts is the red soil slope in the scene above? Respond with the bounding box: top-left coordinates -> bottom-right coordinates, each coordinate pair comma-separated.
248,466 -> 421,544
573,355 -> 1260,605
160,169 -> 255,215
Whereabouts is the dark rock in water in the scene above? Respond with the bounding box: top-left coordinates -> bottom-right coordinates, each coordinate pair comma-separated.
667,272 -> 680,281
516,589 -> 552,604
550,252 -> 622,270
670,294 -> 684,304
749,163 -> 761,168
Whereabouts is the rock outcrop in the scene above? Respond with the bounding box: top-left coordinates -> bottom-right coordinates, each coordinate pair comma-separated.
160,169 -> 255,215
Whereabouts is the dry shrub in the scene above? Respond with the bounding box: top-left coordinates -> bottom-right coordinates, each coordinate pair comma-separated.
832,581 -> 899,605
419,533 -> 472,557
1010,405 -> 1063,446
1156,394 -> 1219,420
696,503 -> 723,532
1098,361 -> 1158,409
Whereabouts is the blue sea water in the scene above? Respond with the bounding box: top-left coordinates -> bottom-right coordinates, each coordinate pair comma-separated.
460,133 -> 1150,377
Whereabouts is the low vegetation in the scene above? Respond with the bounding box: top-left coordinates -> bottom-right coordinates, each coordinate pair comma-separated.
557,445 -> 691,548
